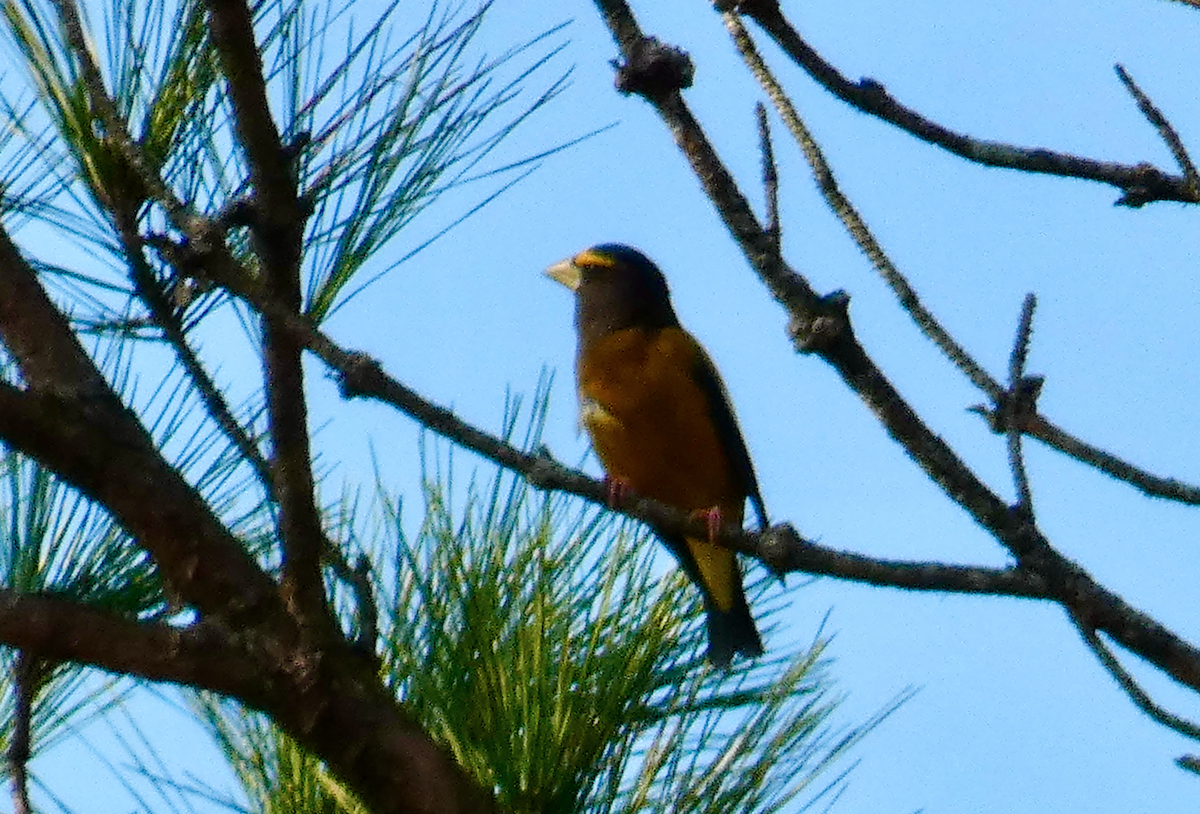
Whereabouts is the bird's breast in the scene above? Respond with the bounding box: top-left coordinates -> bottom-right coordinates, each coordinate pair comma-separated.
576,327 -> 740,515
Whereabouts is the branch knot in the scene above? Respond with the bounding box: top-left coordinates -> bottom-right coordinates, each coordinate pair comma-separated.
613,37 -> 694,97
786,290 -> 851,353
337,353 -> 385,399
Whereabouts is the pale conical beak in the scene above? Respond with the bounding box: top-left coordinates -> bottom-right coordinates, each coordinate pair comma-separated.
544,258 -> 582,291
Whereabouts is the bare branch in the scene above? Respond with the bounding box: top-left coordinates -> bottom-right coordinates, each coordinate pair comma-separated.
336,352 -> 1049,598
723,11 -> 1002,399
984,411 -> 1200,505
1006,294 -> 1038,514
756,102 -> 781,258
735,0 -> 1199,208
1069,608 -> 1200,743
1115,64 -> 1200,189
765,527 -> 1048,597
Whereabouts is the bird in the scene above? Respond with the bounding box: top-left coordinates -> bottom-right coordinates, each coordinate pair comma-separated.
545,243 -> 767,669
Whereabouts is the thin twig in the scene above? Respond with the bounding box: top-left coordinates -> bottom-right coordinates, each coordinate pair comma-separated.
1069,608 -> 1200,742
723,11 -> 1003,400
323,546 -> 380,657
1009,295 -> 1036,383
1007,294 -> 1037,513
738,1 -> 1199,207
1024,414 -> 1200,504
1115,64 -> 1200,189
756,103 -> 781,259
122,230 -> 274,491
8,652 -> 35,814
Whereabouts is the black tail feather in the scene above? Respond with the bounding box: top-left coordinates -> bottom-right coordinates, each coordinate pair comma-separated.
704,593 -> 764,671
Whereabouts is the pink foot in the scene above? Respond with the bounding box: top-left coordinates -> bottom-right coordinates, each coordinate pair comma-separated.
604,475 -> 633,509
691,505 -> 724,543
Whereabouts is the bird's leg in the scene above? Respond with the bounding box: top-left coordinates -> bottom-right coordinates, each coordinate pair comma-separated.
691,506 -> 724,544
604,475 -> 633,509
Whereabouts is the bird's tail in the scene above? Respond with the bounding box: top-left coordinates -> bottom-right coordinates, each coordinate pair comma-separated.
704,591 -> 764,671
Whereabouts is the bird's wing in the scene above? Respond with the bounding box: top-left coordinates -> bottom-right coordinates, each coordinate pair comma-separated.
689,343 -> 768,530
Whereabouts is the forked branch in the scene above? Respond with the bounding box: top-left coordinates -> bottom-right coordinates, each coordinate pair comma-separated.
734,0 -> 1199,207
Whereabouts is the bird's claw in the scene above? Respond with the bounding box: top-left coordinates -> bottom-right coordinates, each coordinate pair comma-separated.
604,475 -> 633,509
691,505 -> 724,543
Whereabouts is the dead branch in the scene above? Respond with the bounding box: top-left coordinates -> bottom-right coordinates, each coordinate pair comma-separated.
734,0 -> 1199,207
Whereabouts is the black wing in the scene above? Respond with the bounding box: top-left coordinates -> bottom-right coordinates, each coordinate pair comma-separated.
690,340 -> 768,529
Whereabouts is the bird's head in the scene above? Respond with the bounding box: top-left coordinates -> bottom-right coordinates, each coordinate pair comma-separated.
545,244 -> 679,342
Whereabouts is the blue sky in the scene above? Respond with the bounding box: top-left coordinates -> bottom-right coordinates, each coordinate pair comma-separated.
28,0 -> 1200,810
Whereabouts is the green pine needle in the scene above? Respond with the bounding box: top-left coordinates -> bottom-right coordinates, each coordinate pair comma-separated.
192,384 -> 895,814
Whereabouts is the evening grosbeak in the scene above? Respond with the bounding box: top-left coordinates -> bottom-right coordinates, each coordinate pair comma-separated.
546,244 -> 766,668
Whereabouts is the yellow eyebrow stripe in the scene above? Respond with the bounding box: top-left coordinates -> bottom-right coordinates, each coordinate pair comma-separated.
573,248 -> 617,269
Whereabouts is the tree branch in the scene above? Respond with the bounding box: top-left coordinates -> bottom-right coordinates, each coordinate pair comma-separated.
331,349 -> 1051,600
767,532 -> 1048,597
0,591 -> 267,698
1005,294 -> 1038,514
7,651 -> 34,814
125,238 -> 274,490
730,11 -> 1200,520
0,210 -> 282,622
1069,607 -> 1200,743
968,407 -> 1200,506
733,0 -> 1199,208
0,227 -> 281,620
49,0 -> 274,497
0,589 -> 496,814
0,379 -> 280,620
51,0 -> 274,494
205,0 -> 328,627
0,374 -> 495,812
0,226 -> 110,397
1115,63 -> 1200,189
